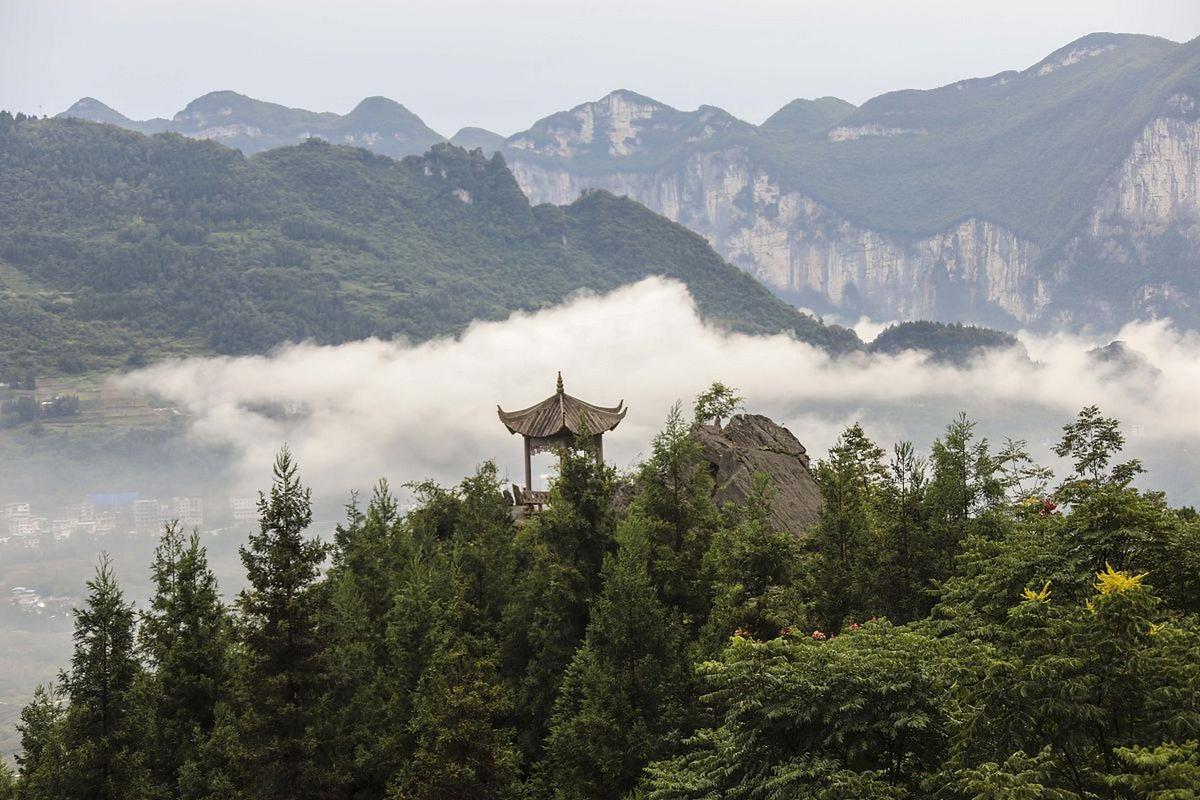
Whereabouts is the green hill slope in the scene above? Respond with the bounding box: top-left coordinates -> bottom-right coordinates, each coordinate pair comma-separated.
0,116 -> 857,376
757,32 -> 1200,247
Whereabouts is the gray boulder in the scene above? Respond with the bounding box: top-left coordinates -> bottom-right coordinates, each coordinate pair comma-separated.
693,413 -> 822,536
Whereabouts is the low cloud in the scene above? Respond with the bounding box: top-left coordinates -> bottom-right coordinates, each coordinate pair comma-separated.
118,278 -> 1200,506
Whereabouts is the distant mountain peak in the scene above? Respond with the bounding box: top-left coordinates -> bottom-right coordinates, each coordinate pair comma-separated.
596,88 -> 666,107
58,97 -> 131,125
450,126 -> 507,153
349,95 -> 407,114
1028,32 -> 1174,77
761,96 -> 857,134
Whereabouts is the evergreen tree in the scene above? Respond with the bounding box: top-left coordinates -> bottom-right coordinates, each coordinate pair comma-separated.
58,556 -> 151,800
807,423 -> 887,629
874,441 -> 933,621
321,484 -> 406,800
924,413 -> 1005,566
393,630 -> 519,800
139,523 -> 229,797
14,685 -> 67,800
0,761 -> 14,800
233,447 -> 330,800
540,516 -> 694,799
502,442 -> 618,765
701,473 -> 802,649
631,403 -> 719,626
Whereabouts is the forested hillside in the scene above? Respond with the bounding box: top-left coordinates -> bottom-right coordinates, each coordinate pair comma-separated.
4,398 -> 1199,800
0,114 -> 855,377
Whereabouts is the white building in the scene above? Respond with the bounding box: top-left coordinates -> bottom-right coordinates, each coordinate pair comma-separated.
8,516 -> 42,537
133,499 -> 163,529
230,497 -> 258,522
66,502 -> 95,522
170,497 -> 204,528
4,502 -> 31,518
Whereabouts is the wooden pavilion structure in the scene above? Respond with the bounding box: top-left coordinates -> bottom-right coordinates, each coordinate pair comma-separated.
497,372 -> 626,498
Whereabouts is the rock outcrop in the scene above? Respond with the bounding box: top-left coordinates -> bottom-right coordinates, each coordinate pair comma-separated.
693,414 -> 822,537
511,149 -> 1047,326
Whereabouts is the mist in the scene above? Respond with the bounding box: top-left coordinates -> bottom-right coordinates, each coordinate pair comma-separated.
118,278 -> 1200,507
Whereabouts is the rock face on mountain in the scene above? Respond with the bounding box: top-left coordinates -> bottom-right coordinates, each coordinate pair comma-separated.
693,414 -> 822,537
56,32 -> 1200,331
498,34 -> 1200,332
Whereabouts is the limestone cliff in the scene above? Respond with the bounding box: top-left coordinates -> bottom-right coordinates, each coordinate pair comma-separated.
512,148 -> 1048,324
507,95 -> 1200,330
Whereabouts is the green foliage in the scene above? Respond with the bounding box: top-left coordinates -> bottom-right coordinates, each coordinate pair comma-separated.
701,474 -> 805,649
1054,405 -> 1145,501
9,403 -> 1200,800
139,524 -> 229,798
540,521 -> 694,799
867,322 -> 1022,365
393,633 -> 519,800
232,447 -> 331,800
1109,741 -> 1200,798
630,403 -> 719,624
14,685 -> 67,799
58,556 -> 152,800
647,623 -> 948,800
807,423 -> 888,628
942,566 -> 1200,797
692,381 -> 744,426
0,117 -> 856,377
503,446 -> 619,764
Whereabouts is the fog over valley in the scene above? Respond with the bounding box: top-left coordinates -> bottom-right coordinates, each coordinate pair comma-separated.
105,278 -> 1200,507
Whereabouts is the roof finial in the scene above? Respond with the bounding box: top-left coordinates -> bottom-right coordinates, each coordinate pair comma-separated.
556,371 -> 564,394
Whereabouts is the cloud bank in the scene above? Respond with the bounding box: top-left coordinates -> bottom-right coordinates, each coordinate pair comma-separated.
118,278 -> 1200,506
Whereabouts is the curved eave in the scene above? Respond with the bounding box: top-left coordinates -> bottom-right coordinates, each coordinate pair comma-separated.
497,394 -> 627,438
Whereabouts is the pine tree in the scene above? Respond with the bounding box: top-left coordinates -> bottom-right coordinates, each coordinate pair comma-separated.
139,523 -> 229,797
59,555 -> 152,800
540,516 -> 694,800
874,441 -> 932,621
924,413 -> 1005,558
321,482 -> 410,800
807,422 -> 887,629
502,442 -> 618,765
631,403 -> 719,626
393,630 -> 519,800
701,473 -> 802,649
0,760 -> 15,800
233,447 -> 330,800
14,684 -> 66,799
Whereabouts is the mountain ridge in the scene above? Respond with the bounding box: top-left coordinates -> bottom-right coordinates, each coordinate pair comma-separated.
0,114 -> 857,376
50,30 -> 1200,330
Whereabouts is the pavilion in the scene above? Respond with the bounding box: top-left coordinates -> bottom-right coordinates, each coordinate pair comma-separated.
497,372 -> 626,494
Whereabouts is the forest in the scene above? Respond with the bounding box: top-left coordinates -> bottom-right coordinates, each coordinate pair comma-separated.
0,112 -> 854,377
2,391 -> 1198,800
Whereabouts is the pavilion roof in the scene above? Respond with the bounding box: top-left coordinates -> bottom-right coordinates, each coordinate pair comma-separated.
498,373 -> 626,439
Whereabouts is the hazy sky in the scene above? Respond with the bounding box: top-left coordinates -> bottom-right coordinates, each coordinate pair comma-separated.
2,0 -> 1199,135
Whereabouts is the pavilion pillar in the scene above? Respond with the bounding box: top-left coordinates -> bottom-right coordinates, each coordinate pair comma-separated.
524,436 -> 532,492
595,434 -> 603,466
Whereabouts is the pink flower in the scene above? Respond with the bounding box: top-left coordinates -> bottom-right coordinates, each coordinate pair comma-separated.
811,630 -> 826,641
